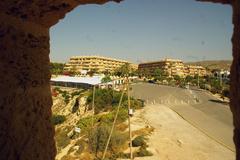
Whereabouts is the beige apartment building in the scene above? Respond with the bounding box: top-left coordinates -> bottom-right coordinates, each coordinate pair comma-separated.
138,58 -> 185,77
138,58 -> 207,77
64,56 -> 136,73
184,65 -> 207,77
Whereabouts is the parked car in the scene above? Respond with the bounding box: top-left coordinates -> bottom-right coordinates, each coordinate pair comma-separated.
148,80 -> 155,84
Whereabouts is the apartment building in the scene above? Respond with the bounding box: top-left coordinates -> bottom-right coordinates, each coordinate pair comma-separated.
138,58 -> 185,77
64,56 -> 136,73
138,58 -> 207,77
184,65 -> 207,77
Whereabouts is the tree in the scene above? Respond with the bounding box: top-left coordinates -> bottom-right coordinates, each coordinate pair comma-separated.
114,63 -> 132,77
86,88 -> 128,114
101,75 -> 112,83
86,89 -> 113,113
185,75 -> 193,83
173,75 -> 181,82
138,68 -> 150,78
51,115 -> 66,125
87,68 -> 98,77
153,68 -> 164,81
50,62 -> 65,75
205,77 -> 223,93
88,124 -> 127,158
103,70 -> 110,76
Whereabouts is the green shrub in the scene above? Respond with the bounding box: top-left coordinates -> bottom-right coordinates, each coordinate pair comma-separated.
72,98 -> 79,113
222,88 -> 230,98
51,115 -> 66,125
131,99 -> 144,109
88,124 -> 128,158
116,152 -> 130,159
117,108 -> 128,122
71,90 -> 83,98
87,89 -> 113,113
132,136 -> 146,147
55,128 -> 71,149
135,146 -> 153,157
88,124 -> 110,157
54,87 -> 61,92
101,76 -> 112,83
77,107 -> 128,133
87,88 -> 128,114
62,91 -> 70,104
77,116 -> 97,133
112,91 -> 128,106
100,108 -> 128,124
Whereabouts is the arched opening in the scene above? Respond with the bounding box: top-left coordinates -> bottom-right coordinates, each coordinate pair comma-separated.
0,0 -> 239,160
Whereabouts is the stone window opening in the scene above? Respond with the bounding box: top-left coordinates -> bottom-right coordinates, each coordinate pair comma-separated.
0,0 -> 239,160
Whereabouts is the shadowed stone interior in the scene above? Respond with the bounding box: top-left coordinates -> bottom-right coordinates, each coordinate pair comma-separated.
0,0 -> 239,160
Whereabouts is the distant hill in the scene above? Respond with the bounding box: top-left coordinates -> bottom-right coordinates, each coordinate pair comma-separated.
185,60 -> 232,71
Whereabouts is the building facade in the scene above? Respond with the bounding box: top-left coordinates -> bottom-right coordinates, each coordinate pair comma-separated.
138,58 -> 185,77
184,65 -> 207,77
64,56 -> 136,73
138,58 -> 207,77
213,69 -> 230,82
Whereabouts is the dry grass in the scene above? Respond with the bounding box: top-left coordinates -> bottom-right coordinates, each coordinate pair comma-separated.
79,152 -> 93,160
61,155 -> 76,160
132,126 -> 154,137
116,123 -> 128,131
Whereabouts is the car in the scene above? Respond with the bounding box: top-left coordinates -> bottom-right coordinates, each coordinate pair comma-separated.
148,80 -> 155,84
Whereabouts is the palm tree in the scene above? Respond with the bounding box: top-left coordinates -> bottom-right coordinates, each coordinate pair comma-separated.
114,63 -> 132,77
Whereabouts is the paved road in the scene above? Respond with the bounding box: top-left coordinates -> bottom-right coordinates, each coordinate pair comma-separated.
130,83 -> 234,151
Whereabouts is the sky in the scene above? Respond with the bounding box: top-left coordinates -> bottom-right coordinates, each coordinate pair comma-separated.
50,0 -> 233,63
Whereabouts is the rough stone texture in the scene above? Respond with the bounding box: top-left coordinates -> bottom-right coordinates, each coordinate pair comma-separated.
0,12 -> 55,160
230,1 -> 240,159
0,0 -> 121,27
0,0 -> 239,160
197,0 -> 231,4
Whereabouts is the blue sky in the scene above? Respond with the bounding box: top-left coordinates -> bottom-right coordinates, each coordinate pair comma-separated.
50,0 -> 233,63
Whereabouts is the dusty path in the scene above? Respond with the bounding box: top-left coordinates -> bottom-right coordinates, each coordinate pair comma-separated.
132,104 -> 234,160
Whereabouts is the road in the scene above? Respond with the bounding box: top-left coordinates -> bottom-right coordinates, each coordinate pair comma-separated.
130,83 -> 234,151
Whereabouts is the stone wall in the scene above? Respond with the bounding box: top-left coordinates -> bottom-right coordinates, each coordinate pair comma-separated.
230,1 -> 240,159
0,0 -> 121,160
0,12 -> 55,160
0,0 -> 239,160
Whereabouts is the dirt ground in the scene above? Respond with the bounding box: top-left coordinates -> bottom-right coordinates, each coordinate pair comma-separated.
131,104 -> 235,160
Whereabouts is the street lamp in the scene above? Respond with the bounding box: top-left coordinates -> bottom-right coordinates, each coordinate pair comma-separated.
197,67 -> 200,88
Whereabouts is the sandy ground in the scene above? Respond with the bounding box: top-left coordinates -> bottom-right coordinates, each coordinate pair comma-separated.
131,104 -> 235,160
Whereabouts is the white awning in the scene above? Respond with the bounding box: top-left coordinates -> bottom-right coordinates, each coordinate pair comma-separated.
51,76 -> 103,85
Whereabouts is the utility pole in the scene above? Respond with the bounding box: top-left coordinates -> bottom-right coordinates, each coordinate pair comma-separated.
197,68 -> 200,88
219,71 -> 223,87
127,78 -> 133,160
91,85 -> 96,127
102,85 -> 125,160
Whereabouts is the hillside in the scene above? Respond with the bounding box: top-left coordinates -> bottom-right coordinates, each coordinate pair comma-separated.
185,60 -> 232,71
51,86 -> 153,160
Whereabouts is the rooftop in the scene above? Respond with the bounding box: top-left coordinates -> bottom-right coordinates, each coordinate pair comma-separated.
139,58 -> 183,64
51,76 -> 103,85
69,55 -> 129,63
